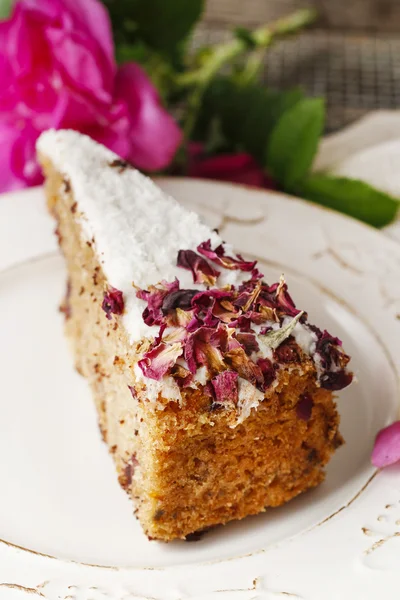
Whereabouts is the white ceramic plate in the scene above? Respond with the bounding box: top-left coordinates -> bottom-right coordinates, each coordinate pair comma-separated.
1,179 -> 400,599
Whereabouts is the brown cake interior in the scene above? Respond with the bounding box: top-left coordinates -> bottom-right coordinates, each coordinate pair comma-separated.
40,156 -> 343,541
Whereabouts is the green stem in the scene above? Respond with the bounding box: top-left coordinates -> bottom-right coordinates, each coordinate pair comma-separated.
237,48 -> 266,86
177,8 -> 316,89
178,8 -> 316,138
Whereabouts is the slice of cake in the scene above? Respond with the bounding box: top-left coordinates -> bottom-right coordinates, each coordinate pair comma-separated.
37,130 -> 352,541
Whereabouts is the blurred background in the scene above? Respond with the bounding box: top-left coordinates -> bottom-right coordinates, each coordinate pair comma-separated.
3,0 -> 400,227
198,0 -> 400,132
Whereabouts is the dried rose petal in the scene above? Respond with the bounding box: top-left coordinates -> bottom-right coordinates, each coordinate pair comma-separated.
224,347 -> 263,387
211,298 -> 239,324
371,421 -> 400,468
191,289 -> 233,328
235,333 -> 260,355
202,307 -> 220,329
235,281 -> 262,312
162,289 -> 198,313
249,268 -> 263,281
274,339 -> 300,363
184,327 -> 226,374
245,310 -> 272,325
177,249 -> 220,285
316,330 -> 345,369
275,277 -> 300,317
186,314 -> 203,333
102,286 -> 124,319
211,371 -> 238,405
192,288 -> 233,306
162,326 -> 188,344
197,240 -> 256,272
257,358 -> 277,391
227,335 -> 242,351
260,326 -> 273,335
166,307 -> 195,328
258,305 -> 279,322
138,342 -> 182,380
296,393 -> 314,421
137,279 -> 179,326
320,370 -> 353,391
231,314 -> 253,332
211,322 -> 233,352
170,363 -> 193,388
151,323 -> 166,346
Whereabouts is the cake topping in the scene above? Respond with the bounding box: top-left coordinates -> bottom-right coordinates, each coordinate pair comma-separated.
138,342 -> 182,380
109,158 -> 131,173
136,244 -> 352,394
36,131 -> 352,400
312,329 -> 352,390
102,287 -> 125,319
136,279 -> 179,326
210,371 -> 239,406
177,249 -> 220,285
197,239 -> 257,272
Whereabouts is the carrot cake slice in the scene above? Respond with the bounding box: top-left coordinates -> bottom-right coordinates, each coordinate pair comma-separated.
37,129 -> 352,541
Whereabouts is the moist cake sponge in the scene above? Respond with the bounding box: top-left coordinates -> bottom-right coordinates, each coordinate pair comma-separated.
37,130 -> 352,541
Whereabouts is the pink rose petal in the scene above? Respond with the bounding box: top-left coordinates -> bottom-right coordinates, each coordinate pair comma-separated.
59,0 -> 115,75
197,239 -> 257,272
45,27 -> 113,103
114,63 -> 182,171
101,286 -> 124,320
211,371 -> 239,405
371,421 -> 400,468
0,0 -> 181,192
0,122 -> 43,190
138,342 -> 183,381
188,151 -> 265,187
136,279 -> 179,327
177,249 -> 220,285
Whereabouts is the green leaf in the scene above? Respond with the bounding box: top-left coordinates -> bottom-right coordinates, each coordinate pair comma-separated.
192,76 -> 304,163
131,0 -> 203,56
298,174 -> 399,228
234,27 -> 257,49
265,88 -> 305,126
103,0 -> 203,63
0,0 -> 12,18
259,311 -> 304,350
237,87 -> 304,163
267,97 -> 325,190
115,41 -> 150,65
204,118 -> 229,154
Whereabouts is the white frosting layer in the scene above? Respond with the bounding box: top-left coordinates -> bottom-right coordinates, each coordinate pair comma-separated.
235,378 -> 264,425
283,317 -> 318,355
37,129 -> 247,343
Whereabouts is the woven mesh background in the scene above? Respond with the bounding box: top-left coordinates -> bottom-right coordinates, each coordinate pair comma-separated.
194,26 -> 400,132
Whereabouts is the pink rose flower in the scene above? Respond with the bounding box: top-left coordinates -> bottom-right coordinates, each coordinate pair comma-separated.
371,421 -> 400,468
187,143 -> 277,189
0,0 -> 181,192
